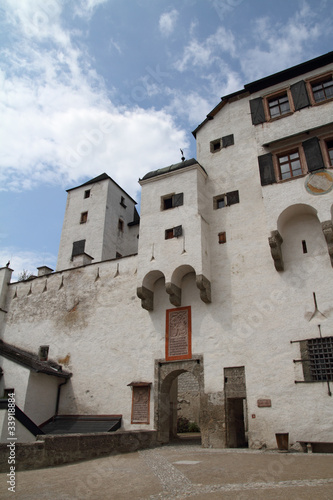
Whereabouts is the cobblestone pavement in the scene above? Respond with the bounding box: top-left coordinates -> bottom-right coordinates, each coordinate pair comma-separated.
1,442 -> 333,499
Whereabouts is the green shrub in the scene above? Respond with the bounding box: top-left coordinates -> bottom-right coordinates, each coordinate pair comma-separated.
177,417 -> 200,433
188,421 -> 200,433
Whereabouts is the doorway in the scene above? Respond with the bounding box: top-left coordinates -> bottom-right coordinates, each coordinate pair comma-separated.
224,366 -> 248,448
155,357 -> 204,445
226,397 -> 248,448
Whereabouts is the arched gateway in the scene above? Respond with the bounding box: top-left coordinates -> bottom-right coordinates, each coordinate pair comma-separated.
154,357 -> 204,444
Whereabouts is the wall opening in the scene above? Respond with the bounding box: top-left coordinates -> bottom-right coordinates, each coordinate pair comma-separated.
155,358 -> 203,445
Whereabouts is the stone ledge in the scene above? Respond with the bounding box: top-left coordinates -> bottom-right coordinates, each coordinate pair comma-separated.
0,430 -> 158,471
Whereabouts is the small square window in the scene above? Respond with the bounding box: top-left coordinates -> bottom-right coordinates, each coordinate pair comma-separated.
218,232 -> 226,244
165,226 -> 182,239
162,193 -> 183,210
163,197 -> 173,210
118,219 -> 124,232
210,139 -> 221,153
84,190 -> 90,199
38,345 -> 49,361
213,194 -> 226,210
214,191 -> 239,209
80,211 -> 88,224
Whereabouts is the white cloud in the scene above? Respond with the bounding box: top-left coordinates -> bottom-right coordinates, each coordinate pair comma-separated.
174,26 -> 236,72
73,0 -> 108,19
159,9 -> 178,37
0,248 -> 57,282
0,1 -> 189,199
240,3 -> 330,81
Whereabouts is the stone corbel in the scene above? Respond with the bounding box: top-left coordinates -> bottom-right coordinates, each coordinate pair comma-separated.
268,230 -> 284,271
196,274 -> 211,303
165,282 -> 181,307
321,220 -> 333,267
137,286 -> 154,311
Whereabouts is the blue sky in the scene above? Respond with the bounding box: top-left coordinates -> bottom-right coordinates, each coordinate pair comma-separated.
1,0 -> 332,280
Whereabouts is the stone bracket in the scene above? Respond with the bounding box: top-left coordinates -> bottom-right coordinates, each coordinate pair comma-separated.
321,220 -> 333,267
137,286 -> 154,311
165,282 -> 181,307
196,274 -> 211,303
268,230 -> 284,271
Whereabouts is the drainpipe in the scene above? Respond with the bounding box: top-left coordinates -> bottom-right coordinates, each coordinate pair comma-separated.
55,378 -> 68,416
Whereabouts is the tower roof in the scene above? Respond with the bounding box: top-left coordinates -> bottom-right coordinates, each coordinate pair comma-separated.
66,173 -> 137,204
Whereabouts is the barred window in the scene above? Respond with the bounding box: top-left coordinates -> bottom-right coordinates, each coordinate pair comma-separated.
307,337 -> 333,381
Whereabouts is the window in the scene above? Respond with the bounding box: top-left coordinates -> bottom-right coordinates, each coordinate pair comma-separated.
258,138 -> 325,186
118,219 -> 124,232
214,190 -> 239,209
310,75 -> 333,103
38,345 -> 49,361
72,239 -> 85,258
218,232 -> 226,244
120,196 -> 127,208
162,193 -> 183,210
216,196 -> 226,209
80,211 -> 88,224
277,150 -> 303,180
210,139 -> 221,153
210,134 -> 234,153
84,190 -> 90,199
268,93 -> 290,118
165,225 -> 182,239
300,337 -> 333,382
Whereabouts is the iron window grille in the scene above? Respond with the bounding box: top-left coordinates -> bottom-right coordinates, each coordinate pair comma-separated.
307,337 -> 333,381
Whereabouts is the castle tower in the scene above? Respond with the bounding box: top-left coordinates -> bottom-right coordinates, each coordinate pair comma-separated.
56,173 -> 139,271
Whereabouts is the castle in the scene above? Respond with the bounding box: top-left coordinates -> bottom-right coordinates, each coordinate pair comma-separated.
1,52 -> 333,450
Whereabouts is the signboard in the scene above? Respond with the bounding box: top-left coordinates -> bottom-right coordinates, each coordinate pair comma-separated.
166,306 -> 192,361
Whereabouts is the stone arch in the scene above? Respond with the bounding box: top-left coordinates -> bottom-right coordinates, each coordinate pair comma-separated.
165,265 -> 211,307
137,270 -> 165,311
154,357 -> 204,444
165,265 -> 195,307
277,203 -> 318,233
269,203 -> 332,271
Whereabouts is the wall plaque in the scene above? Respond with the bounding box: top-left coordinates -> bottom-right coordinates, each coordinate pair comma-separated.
166,306 -> 192,361
129,383 -> 151,424
257,399 -> 272,408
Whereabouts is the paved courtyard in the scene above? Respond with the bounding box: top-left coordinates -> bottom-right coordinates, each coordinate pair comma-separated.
1,441 -> 333,499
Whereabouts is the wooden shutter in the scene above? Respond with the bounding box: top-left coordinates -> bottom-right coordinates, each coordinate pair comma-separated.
258,153 -> 276,185
72,240 -> 86,257
173,225 -> 183,237
302,137 -> 324,172
290,80 -> 310,110
172,192 -> 184,207
222,134 -> 234,148
226,190 -> 239,206
250,97 -> 266,125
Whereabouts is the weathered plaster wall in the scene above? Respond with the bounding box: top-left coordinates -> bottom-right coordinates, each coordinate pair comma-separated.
0,409 -> 36,443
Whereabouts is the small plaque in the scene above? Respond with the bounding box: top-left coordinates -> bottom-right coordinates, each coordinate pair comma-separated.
257,399 -> 271,408
166,306 -> 192,361
131,386 -> 150,424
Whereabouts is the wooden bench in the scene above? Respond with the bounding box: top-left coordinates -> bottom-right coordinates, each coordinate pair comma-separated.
298,441 -> 333,453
